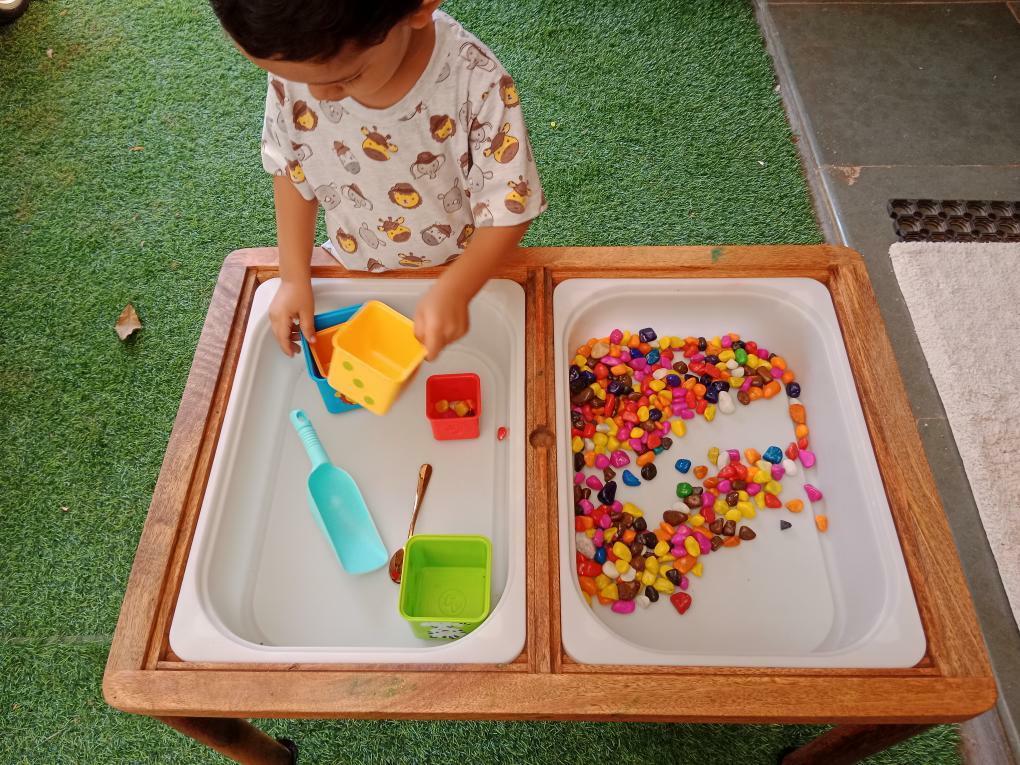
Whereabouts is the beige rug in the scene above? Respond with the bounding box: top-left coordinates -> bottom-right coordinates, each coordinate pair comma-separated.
891,242 -> 1020,628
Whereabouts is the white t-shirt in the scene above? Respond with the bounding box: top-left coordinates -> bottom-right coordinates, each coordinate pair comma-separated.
260,12 -> 546,272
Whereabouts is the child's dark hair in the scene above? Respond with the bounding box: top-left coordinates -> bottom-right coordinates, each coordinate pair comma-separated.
210,0 -> 423,62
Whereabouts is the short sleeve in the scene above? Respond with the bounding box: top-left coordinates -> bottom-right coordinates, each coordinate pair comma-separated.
261,76 -> 316,201
467,71 -> 546,228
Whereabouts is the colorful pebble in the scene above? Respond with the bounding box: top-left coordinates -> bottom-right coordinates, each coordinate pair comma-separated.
675,458 -> 691,473
621,469 -> 641,486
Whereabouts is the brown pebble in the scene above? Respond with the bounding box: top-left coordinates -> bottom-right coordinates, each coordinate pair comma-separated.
672,361 -> 688,375
663,510 -> 685,526
750,377 -> 764,388
618,513 -> 633,530
629,541 -> 644,559
709,519 -> 725,534
631,555 -> 646,572
738,526 -> 757,540
633,517 -> 647,532
737,390 -> 751,405
570,387 -> 594,405
726,491 -> 739,507
641,531 -> 658,548
616,580 -> 640,601
722,520 -> 736,536
710,536 -> 724,551
603,467 -> 616,482
661,437 -> 673,450
732,480 -> 746,491
665,569 -> 681,585
684,495 -> 701,509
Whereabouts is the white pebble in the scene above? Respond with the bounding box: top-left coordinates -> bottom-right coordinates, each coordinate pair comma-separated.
725,359 -> 738,370
596,423 -> 611,433
575,532 -> 596,559
619,567 -> 636,582
652,367 -> 670,380
635,595 -> 651,609
732,366 -> 745,378
782,458 -> 798,476
602,561 -> 620,579
718,391 -> 735,414
584,438 -> 595,452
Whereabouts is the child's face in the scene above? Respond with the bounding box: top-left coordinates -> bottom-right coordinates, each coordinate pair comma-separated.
243,3 -> 439,104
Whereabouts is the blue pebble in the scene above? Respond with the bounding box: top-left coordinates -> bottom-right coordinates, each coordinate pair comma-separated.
653,446 -> 664,455
594,546 -> 607,564
786,381 -> 801,398
646,349 -> 660,365
665,374 -> 681,387
762,445 -> 783,464
622,469 -> 641,487
675,458 -> 692,474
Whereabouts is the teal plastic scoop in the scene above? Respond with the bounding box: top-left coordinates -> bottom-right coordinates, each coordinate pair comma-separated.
289,409 -> 388,574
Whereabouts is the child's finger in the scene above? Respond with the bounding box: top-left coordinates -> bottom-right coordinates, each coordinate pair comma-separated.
272,317 -> 296,356
298,308 -> 316,344
425,322 -> 443,362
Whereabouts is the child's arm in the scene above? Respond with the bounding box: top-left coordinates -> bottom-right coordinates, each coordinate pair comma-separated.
268,175 -> 320,356
414,221 -> 530,360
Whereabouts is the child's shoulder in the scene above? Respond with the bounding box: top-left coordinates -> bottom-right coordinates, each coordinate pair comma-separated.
430,12 -> 514,96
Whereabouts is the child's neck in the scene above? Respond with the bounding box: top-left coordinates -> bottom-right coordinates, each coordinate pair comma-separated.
355,20 -> 436,110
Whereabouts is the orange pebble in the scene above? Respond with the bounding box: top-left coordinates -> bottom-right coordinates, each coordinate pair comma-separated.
636,451 -> 656,467
723,536 -> 741,547
795,424 -> 809,439
682,377 -> 696,390
583,452 -> 596,467
786,499 -> 805,513
781,370 -> 796,384
693,383 -> 707,398
748,387 -> 764,401
659,522 -> 676,536
789,403 -> 806,424
763,380 -> 782,399
703,476 -> 719,490
744,448 -> 761,464
628,335 -> 640,348
771,355 -> 787,371
693,465 -> 709,479
622,529 -> 636,543
638,342 -> 651,354
815,514 -> 829,532
654,529 -> 670,543
676,556 -> 697,574
577,515 -> 595,530
578,576 -> 597,595
597,595 -> 612,605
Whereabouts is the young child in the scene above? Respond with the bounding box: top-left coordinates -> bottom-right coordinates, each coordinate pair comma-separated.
210,0 -> 546,359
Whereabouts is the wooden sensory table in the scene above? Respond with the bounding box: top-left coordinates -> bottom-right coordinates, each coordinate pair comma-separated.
104,246 -> 996,765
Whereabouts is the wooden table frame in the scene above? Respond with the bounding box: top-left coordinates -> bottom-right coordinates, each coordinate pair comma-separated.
104,246 -> 996,765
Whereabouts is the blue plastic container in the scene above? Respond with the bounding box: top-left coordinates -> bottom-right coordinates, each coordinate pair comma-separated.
300,304 -> 363,414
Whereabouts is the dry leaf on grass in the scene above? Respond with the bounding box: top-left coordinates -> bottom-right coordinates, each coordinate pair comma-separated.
46,48 -> 54,59
115,304 -> 142,341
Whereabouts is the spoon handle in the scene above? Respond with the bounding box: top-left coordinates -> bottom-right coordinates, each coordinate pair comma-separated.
408,463 -> 432,538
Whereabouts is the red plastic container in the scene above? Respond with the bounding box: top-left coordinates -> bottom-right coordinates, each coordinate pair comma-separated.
426,373 -> 481,441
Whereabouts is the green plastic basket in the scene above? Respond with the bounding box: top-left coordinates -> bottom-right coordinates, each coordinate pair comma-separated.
398,535 -> 492,641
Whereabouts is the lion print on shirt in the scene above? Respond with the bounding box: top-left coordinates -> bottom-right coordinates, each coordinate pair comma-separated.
335,226 -> 358,254
389,183 -> 422,209
429,114 -> 456,143
499,75 -> 519,108
293,101 -> 318,131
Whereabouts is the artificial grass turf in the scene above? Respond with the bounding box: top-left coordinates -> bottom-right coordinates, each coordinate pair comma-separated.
0,0 -> 955,763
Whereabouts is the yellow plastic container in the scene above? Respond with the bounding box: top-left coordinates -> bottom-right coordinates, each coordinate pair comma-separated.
327,301 -> 426,415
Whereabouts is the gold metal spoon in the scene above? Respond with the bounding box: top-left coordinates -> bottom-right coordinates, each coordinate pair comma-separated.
388,463 -> 432,584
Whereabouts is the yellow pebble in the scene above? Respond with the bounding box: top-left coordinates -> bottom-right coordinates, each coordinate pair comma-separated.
583,591 -> 592,606
623,502 -> 642,518
571,436 -> 584,453
659,389 -> 672,401
585,528 -> 595,538
630,427 -> 644,439
637,406 -> 649,422
765,480 -> 782,495
573,355 -> 587,366
593,433 -> 608,446
684,536 -> 701,558
747,355 -> 760,368
658,554 -> 675,564
704,405 -> 716,422
708,446 -> 720,465
725,508 -> 743,522
593,386 -> 606,401
614,558 -> 630,574
753,470 -> 769,484
743,505 -> 757,519
738,490 -> 749,501
640,570 -> 656,586
689,514 -> 705,527
604,528 -> 618,544
654,540 -> 669,557
653,577 -> 675,594
671,419 -> 686,437
595,574 -> 610,590
608,437 -> 620,451
649,380 -> 665,392
719,349 -> 735,362
754,492 -> 766,509
600,583 -> 619,601
714,499 -> 728,515
612,542 -> 632,563
691,562 -> 703,577
645,557 -> 659,575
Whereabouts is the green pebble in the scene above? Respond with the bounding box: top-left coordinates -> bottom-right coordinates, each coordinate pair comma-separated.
734,348 -> 747,364
676,482 -> 693,498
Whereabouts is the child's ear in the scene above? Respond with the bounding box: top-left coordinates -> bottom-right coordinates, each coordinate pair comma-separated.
407,0 -> 443,28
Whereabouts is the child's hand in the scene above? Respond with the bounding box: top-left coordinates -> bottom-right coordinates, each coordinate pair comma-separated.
269,278 -> 316,356
414,282 -> 469,361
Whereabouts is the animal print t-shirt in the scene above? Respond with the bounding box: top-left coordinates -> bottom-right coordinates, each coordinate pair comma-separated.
260,11 -> 546,272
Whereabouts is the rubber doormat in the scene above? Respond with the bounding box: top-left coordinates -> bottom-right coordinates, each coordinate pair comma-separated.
887,199 -> 1020,243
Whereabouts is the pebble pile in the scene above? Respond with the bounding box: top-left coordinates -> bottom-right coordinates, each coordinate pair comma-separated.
570,329 -> 826,617
434,398 -> 477,418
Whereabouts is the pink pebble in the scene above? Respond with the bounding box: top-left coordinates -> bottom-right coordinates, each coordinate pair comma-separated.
597,513 -> 612,529
701,493 -> 713,508
727,449 -> 740,463
585,476 -> 603,491
771,464 -> 785,480
805,484 -> 823,502
721,336 -> 732,348
671,545 -> 683,557
594,454 -> 610,470
578,499 -> 594,514
611,500 -> 623,512
771,367 -> 784,379
610,329 -> 623,344
691,353 -> 705,363
611,600 -> 636,614
631,357 -> 647,371
610,451 -> 630,467
680,409 -> 695,420
679,575 -> 690,590
675,525 -> 691,539
672,404 -> 684,416
629,438 -> 644,451
633,371 -> 647,382
717,479 -> 732,493
593,529 -> 604,546
697,536 -> 711,554
619,351 -> 631,362
799,450 -> 816,469
746,482 -> 761,495
574,472 -> 584,485
757,348 -> 769,358
740,378 -> 752,392
671,532 -> 684,545
601,356 -> 619,366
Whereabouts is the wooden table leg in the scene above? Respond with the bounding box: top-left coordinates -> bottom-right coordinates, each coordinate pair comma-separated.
156,716 -> 296,764
781,724 -> 934,765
